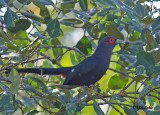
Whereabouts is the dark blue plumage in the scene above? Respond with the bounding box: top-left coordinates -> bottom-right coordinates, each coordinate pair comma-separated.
6,37 -> 122,86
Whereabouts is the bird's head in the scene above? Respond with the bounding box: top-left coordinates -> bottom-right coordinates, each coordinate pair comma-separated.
95,36 -> 124,54
99,36 -> 124,47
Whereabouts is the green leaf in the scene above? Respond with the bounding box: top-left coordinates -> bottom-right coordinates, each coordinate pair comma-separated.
147,96 -> 153,107
0,95 -> 11,107
61,89 -> 71,101
136,65 -> 145,74
93,100 -> 105,115
0,0 -> 7,7
108,74 -> 129,90
139,84 -> 151,98
145,29 -> 156,50
150,111 -> 160,115
7,30 -> 29,47
76,35 -> 92,55
124,106 -> 137,115
60,19 -> 84,26
47,19 -> 60,38
28,76 -> 49,94
154,105 -> 160,111
8,19 -> 31,33
141,16 -> 155,27
4,9 -> 15,27
70,8 -> 92,18
20,11 -> 44,22
106,14 -> 119,21
9,69 -> 21,94
5,42 -> 20,51
152,72 -> 160,86
134,75 -> 146,82
61,0 -> 76,14
66,103 -> 77,114
111,94 -> 126,102
106,22 -> 124,40
70,53 -> 79,65
0,81 -> 10,93
133,4 -> 148,18
137,51 -> 155,73
17,0 -> 31,5
97,0 -> 115,7
36,0 -> 54,5
24,110 -> 39,115
79,0 -> 88,11
152,16 -> 160,32
34,32 -> 46,39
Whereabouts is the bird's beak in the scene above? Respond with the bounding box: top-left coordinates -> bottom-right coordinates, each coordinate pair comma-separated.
115,39 -> 125,44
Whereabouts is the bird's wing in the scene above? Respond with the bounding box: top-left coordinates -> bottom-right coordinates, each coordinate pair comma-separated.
63,56 -> 97,84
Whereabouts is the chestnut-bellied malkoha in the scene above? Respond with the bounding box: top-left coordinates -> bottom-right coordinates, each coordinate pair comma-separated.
6,37 -> 123,86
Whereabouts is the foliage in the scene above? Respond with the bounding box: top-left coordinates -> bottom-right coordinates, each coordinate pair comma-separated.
0,0 -> 160,114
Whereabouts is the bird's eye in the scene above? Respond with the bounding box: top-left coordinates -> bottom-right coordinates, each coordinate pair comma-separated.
107,38 -> 116,44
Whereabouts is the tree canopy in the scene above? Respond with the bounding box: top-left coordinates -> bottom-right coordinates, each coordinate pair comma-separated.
0,0 -> 160,115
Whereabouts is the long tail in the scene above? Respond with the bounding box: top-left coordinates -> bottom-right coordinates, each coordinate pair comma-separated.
5,67 -> 73,75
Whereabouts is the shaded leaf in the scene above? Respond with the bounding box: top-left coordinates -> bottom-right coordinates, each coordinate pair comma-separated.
66,103 -> 77,114
17,0 -> 31,5
137,51 -> 155,73
79,0 -> 88,11
141,16 -> 155,27
152,72 -> 160,86
36,0 -> 54,5
76,35 -> 92,55
20,11 -> 44,22
8,19 -> 31,33
134,75 -> 146,82
4,9 -> 15,27
111,94 -> 126,102
9,69 -> 21,94
0,0 -> 7,6
136,65 -> 145,74
124,106 -> 137,115
106,22 -> 124,40
70,8 -> 92,18
93,100 -> 105,115
47,19 -> 60,38
24,110 -> 39,115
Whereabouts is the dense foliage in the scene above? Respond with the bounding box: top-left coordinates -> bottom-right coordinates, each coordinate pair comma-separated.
0,0 -> 160,114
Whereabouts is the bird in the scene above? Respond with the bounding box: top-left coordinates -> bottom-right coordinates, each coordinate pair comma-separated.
6,37 -> 123,86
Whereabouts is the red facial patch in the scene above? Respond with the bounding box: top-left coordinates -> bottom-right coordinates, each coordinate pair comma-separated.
107,37 -> 116,44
